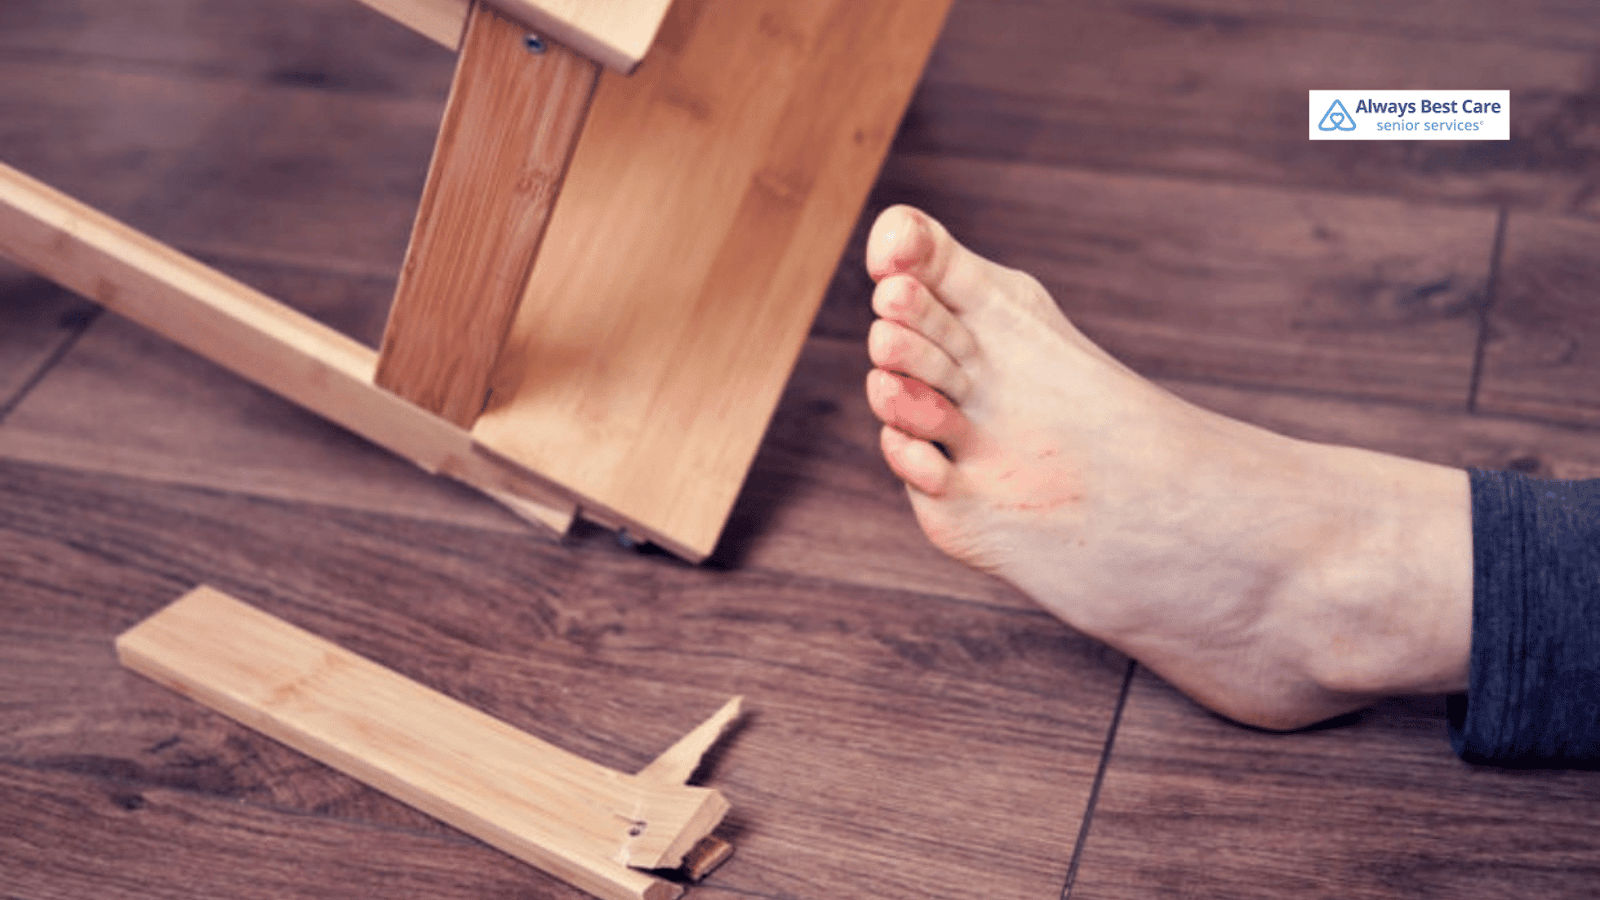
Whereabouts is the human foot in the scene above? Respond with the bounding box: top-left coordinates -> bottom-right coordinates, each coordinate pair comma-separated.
862,205 -> 1473,730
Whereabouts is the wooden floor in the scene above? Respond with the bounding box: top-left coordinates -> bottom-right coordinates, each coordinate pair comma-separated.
6,0 -> 1600,897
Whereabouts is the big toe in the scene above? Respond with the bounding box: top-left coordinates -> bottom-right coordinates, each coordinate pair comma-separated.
865,205 -> 1002,316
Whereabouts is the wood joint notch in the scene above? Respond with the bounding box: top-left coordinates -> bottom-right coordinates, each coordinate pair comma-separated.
116,586 -> 742,900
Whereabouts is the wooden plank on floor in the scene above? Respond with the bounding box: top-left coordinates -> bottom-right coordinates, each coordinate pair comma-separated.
472,0 -> 954,561
0,456 -> 1127,900
1069,668 -> 1600,900
375,1 -> 599,427
873,155 -> 1495,406
1475,212 -> 1600,428
117,586 -> 725,898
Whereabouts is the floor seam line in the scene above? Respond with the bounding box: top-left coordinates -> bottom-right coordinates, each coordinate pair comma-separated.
0,306 -> 102,426
1060,658 -> 1136,900
1466,206 -> 1508,414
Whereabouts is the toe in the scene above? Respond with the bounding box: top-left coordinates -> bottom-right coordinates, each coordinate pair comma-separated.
868,318 -> 971,404
865,205 -> 1009,316
866,368 -> 970,450
871,274 -> 978,363
880,425 -> 953,497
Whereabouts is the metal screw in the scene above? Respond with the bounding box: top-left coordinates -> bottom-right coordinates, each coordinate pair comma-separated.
523,33 -> 546,53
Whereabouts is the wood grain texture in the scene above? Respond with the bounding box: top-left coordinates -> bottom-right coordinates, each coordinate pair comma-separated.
376,1 -> 598,427
1475,213 -> 1600,427
0,457 -> 1126,900
1070,669 -> 1600,900
873,155 -> 1494,406
0,763 -> 596,900
117,586 -> 727,899
474,0 -> 955,561
7,2 -> 1600,899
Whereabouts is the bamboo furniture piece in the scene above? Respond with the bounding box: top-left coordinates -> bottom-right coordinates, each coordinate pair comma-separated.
118,585 -> 743,900
0,0 -> 955,561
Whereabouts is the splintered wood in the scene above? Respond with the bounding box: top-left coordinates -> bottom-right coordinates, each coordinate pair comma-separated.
116,586 -> 741,900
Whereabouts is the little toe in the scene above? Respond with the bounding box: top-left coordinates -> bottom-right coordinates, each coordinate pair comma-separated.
868,319 -> 971,404
871,274 -> 978,363
880,424 -> 953,497
865,368 -> 970,451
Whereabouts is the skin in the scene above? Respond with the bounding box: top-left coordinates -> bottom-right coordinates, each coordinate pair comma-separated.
862,204 -> 1474,731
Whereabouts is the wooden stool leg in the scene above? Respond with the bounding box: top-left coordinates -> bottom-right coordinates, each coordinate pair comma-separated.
375,0 -> 598,427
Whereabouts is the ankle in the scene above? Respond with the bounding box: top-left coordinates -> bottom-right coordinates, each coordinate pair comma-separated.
1284,453 -> 1473,700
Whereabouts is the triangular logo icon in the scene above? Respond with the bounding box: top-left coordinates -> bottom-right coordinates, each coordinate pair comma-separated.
1318,99 -> 1356,132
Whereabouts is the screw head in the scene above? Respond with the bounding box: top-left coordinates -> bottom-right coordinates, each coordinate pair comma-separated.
523,33 -> 546,53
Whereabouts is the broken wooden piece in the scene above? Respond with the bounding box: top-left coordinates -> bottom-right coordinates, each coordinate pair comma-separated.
375,0 -> 599,427
116,586 -> 741,900
351,0 -> 672,72
0,162 -> 576,535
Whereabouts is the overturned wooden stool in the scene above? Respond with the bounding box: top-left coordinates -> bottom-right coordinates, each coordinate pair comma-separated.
0,0 -> 953,561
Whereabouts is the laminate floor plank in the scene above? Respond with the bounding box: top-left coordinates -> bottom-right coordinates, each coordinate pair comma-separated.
0,762 -> 585,900
1475,212 -> 1600,428
904,0 -> 1600,215
848,155 -> 1493,407
1069,668 -> 1600,900
1160,378 -> 1600,481
0,458 -> 1127,900
3,57 -> 444,291
0,0 -> 455,91
0,261 -> 97,409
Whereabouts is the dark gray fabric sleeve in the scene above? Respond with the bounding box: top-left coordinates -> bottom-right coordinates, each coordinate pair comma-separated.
1447,469 -> 1600,766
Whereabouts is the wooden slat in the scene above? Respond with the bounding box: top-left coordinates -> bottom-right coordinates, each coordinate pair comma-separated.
352,0 -> 673,72
0,162 -> 576,534
116,586 -> 732,900
375,0 -> 598,427
472,0 -> 956,561
1475,212 -> 1600,427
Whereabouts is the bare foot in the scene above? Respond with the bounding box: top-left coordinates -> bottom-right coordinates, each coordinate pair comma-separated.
863,205 -> 1473,730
